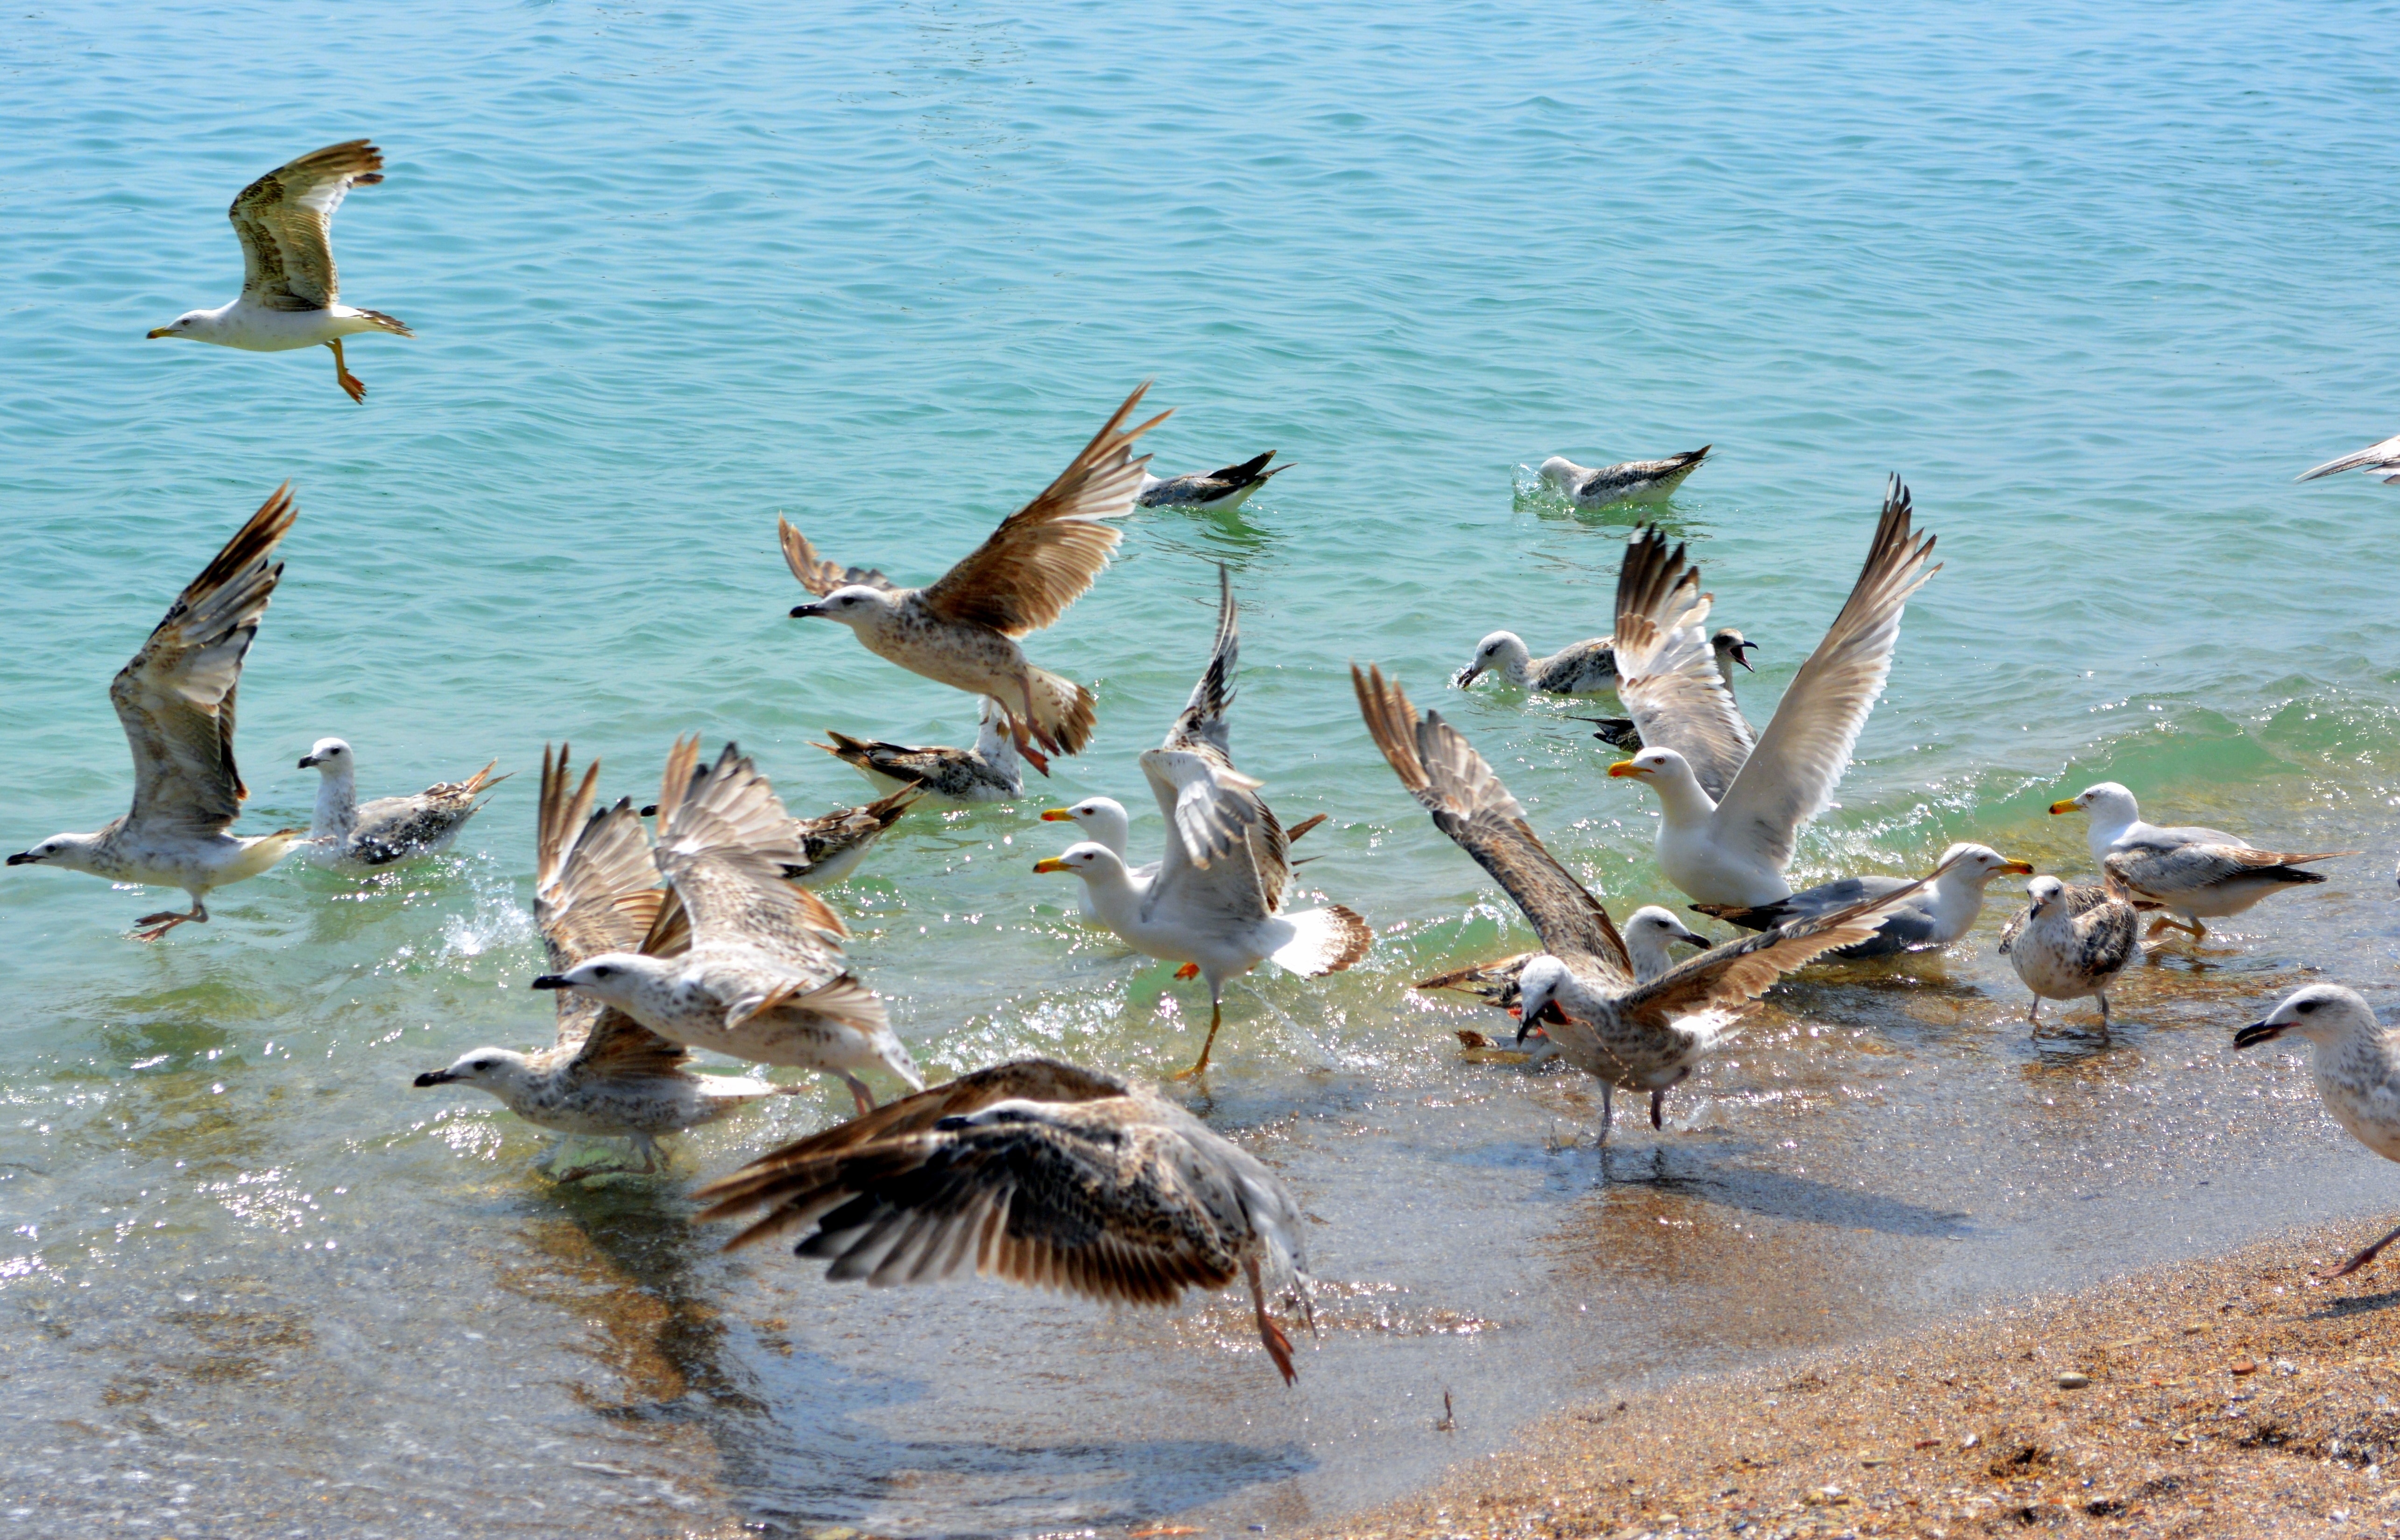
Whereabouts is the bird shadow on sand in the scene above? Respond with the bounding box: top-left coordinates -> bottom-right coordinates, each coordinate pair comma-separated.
2305,1284 -> 2400,1322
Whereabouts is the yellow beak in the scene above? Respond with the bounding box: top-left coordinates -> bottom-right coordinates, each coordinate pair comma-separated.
146,327 -> 174,339
1607,760 -> 1649,778
2047,799 -> 2078,816
1032,857 -> 1072,874
1999,858 -> 2035,875
1039,808 -> 1075,822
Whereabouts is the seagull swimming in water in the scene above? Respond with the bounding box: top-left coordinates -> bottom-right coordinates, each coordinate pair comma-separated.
10,485 -> 308,939
1355,662 -> 1951,1137
296,738 -> 505,871
814,697 -> 1023,806
2237,984 -> 2400,1280
1538,447 -> 1710,507
697,1057 -> 1316,1383
1137,451 -> 1290,511
147,141 -> 411,403
2049,781 -> 2353,941
413,747 -> 798,1178
1453,632 -> 1621,695
780,384 -> 1167,773
1606,479 -> 1939,906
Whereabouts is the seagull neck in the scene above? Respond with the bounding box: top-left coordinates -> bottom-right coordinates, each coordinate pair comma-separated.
310,767 -> 359,837
2085,805 -> 2142,853
1624,932 -> 1674,984
1652,767 -> 1720,826
1923,868 -> 1988,929
1078,860 -> 1146,930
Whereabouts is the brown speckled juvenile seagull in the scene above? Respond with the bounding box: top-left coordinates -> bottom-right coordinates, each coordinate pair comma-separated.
780,384 -> 1168,773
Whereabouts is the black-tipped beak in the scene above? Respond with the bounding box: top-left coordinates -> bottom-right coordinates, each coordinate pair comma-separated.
530,974 -> 569,991
790,602 -> 823,619
1733,644 -> 1758,671
1673,929 -> 1709,949
413,1069 -> 455,1087
5,851 -> 31,865
1452,665 -> 1482,688
297,754 -> 319,768
2234,1020 -> 2284,1049
639,804 -> 659,817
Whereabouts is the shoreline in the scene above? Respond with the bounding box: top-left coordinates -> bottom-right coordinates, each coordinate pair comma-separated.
1305,1220 -> 2400,1539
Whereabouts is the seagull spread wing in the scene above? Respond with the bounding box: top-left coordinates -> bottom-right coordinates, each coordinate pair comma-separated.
916,383 -> 1167,635
650,738 -> 849,963
1139,747 -> 1281,925
1707,476 -> 1939,871
1352,663 -> 1633,983
113,484 -> 296,844
777,517 -> 899,598
2298,432 -> 2400,484
534,746 -> 676,1050
1162,565 -> 1238,758
228,140 -> 384,312
1611,529 -> 1750,798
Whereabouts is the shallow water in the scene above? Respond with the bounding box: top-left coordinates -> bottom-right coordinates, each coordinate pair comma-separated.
9,0 -> 2400,1534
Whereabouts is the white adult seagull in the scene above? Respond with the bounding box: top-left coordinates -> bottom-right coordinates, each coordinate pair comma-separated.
2049,781 -> 2353,940
10,485 -> 308,939
1606,478 -> 1939,906
1355,663 -> 1952,1137
148,141 -> 411,403
781,384 -> 1167,772
1036,569 -> 1368,1076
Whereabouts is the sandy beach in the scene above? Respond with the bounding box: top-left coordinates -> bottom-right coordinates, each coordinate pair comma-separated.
1311,1221 -> 2400,1538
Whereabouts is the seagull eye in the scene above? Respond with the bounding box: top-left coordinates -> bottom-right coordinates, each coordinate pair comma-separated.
2299,1000 -> 2319,1013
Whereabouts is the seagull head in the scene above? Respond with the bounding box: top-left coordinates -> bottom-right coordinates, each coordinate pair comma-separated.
2236,984 -> 2376,1051
1514,956 -> 1575,1044
529,954 -> 660,1006
1933,842 -> 2035,891
297,737 -> 354,772
1536,456 -> 1580,490
2049,781 -> 2138,826
789,585 -> 890,628
1621,906 -> 1710,980
7,831 -> 100,873
1453,632 -> 1529,688
1031,841 -> 1126,885
414,1047 -> 534,1097
2022,873 -> 2068,919
147,311 -> 214,341
1041,796 -> 1130,850
1711,629 -> 1758,671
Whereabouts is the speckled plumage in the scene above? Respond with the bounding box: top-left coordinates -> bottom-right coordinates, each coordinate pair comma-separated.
298,737 -> 504,870
1998,875 -> 2139,1027
696,1057 -> 1314,1382
815,697 -> 1022,806
1453,632 -> 1619,694
1538,446 -> 1710,506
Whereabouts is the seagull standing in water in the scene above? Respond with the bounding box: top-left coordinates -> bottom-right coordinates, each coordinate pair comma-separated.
10,485 -> 308,938
2049,781 -> 2353,940
2237,985 -> 2400,1280
147,141 -> 411,403
413,748 -> 797,1177
1606,479 -> 1939,905
780,384 -> 1166,772
1998,876 -> 2139,1029
1355,663 -> 1951,1137
1039,794 -> 1325,925
697,1058 -> 1316,1382
1539,447 -> 1711,506
296,738 -> 505,870
1037,568 -> 1369,1077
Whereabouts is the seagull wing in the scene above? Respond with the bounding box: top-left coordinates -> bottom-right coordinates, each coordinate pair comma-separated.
777,517 -> 899,598
228,140 -> 384,312
2103,838 -> 2351,900
1162,565 -> 1238,757
650,738 -> 848,962
2298,432 -> 2400,483
113,484 -> 296,844
1611,529 -> 1751,799
1706,476 -> 1939,871
534,746 -> 674,1050
1621,854 -> 1954,1023
1352,663 -> 1633,983
1139,747 -> 1281,922
916,383 -> 1168,635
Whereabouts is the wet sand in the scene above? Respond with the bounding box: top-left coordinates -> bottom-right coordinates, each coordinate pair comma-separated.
1309,1221 -> 2400,1539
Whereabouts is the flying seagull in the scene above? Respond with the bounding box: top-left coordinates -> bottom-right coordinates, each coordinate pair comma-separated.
10,485 -> 308,938
780,384 -> 1167,773
696,1057 -> 1316,1383
148,141 -> 411,403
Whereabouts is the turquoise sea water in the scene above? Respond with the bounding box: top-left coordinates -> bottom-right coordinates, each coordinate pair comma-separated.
11,1 -> 2400,1534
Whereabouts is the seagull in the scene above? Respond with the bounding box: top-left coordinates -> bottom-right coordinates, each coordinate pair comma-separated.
1453,632 -> 1619,694
1691,843 -> 2033,959
1354,663 -> 1952,1137
413,748 -> 797,1178
781,384 -> 1167,773
1039,795 -> 1326,925
1035,568 -> 1369,1077
1606,479 -> 1940,905
2298,434 -> 2400,485
296,738 -> 506,871
1137,451 -> 1291,511
2236,985 -> 2400,1279
635,781 -> 922,889
1417,905 -> 1709,1014
814,697 -> 1022,806
531,738 -> 922,1114
2049,782 -> 2354,940
147,141 -> 411,404
9,485 -> 308,939
1571,628 -> 1758,750
695,1057 -> 1315,1383
1998,876 -> 2139,1030
1538,447 -> 1710,506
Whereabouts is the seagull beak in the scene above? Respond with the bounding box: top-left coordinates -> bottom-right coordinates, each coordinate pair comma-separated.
1040,809 -> 1076,822
1032,857 -> 1072,874
529,974 -> 570,991
2233,1019 -> 2285,1049
412,1069 -> 457,1087
296,754 -> 319,769
2048,799 -> 2079,815
5,851 -> 34,865
1999,858 -> 2035,875
1452,665 -> 1484,688
1673,927 -> 1709,949
1607,760 -> 1650,778
1732,645 -> 1757,671
146,326 -> 174,339
789,601 -> 825,619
